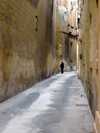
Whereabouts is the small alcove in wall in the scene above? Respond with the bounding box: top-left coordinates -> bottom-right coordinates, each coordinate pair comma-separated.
90,67 -> 93,81
96,0 -> 98,7
35,16 -> 39,31
90,13 -> 92,25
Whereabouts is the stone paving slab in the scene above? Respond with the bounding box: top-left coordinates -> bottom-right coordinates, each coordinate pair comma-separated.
0,71 -> 94,133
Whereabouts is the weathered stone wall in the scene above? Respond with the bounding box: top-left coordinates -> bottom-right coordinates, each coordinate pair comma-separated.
0,0 -> 57,102
56,0 -> 77,71
78,0 -> 98,116
68,38 -> 77,71
66,0 -> 78,71
93,1 -> 100,132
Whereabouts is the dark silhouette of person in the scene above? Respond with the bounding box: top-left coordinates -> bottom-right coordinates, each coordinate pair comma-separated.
60,62 -> 64,73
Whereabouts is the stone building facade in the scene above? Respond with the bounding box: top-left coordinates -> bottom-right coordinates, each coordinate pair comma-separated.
78,0 -> 98,116
93,1 -> 100,133
0,0 -> 57,102
56,0 -> 78,72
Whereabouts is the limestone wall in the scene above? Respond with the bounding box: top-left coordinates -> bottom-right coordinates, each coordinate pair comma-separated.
78,0 -> 98,116
0,0 -> 57,102
56,0 -> 77,71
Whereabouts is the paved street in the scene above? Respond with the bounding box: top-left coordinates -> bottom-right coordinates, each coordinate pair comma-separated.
0,71 -> 94,133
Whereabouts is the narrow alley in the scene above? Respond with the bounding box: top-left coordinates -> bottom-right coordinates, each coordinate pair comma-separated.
0,72 -> 94,133
0,0 -> 100,132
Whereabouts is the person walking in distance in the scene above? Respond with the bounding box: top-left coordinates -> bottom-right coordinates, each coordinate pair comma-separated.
60,62 -> 64,73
